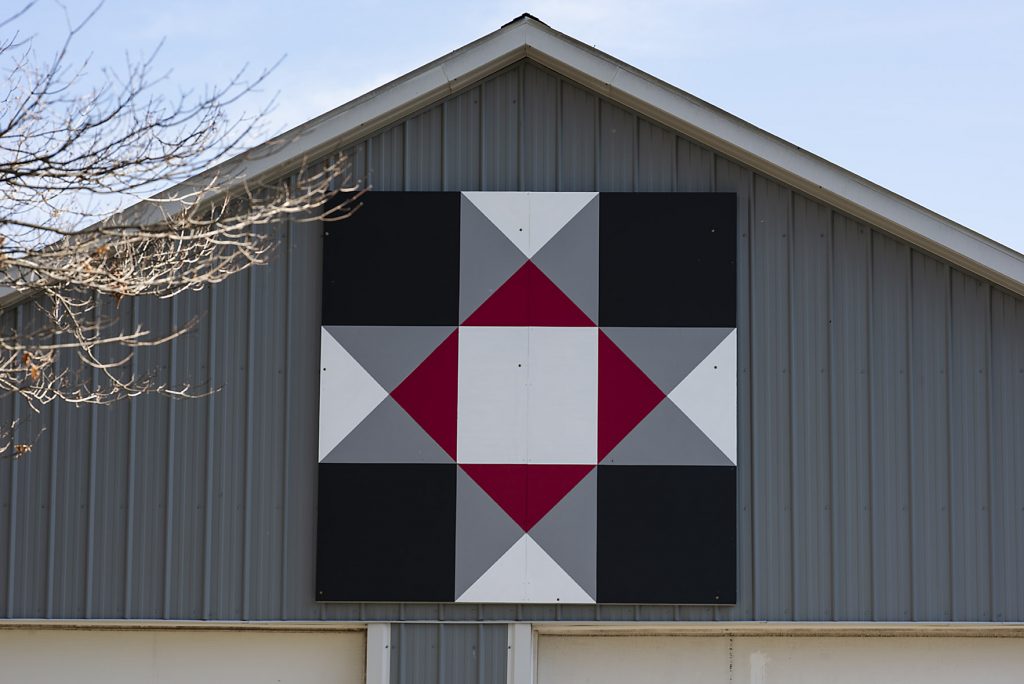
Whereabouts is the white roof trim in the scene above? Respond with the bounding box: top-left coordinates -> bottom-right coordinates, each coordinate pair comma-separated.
7,15 -> 1022,302
519,26 -> 1024,294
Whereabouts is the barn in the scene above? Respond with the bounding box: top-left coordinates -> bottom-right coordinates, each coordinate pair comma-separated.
2,14 -> 1023,683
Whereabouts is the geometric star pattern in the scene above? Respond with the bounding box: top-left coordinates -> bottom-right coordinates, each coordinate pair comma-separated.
317,190 -> 737,605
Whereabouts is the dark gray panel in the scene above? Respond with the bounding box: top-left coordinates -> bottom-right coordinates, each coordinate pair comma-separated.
598,100 -> 634,191
637,119 -> 674,191
989,290 -> 1024,621
0,309 -> 11,617
406,107 -> 443,191
444,86 -> 482,191
283,215 -> 327,621
909,252 -> 953,621
869,231 -> 913,620
247,223 -> 290,620
346,141 -> 368,183
522,63 -> 558,191
8,306 -> 51,618
165,289 -> 210,620
830,213 -> 873,620
481,69 -> 519,190
368,125 -> 405,191
949,270 -> 992,620
391,623 -> 507,684
789,194 -> 833,620
205,265 -> 250,621
749,175 -> 793,620
89,300 -> 135,619
676,138 -> 715,191
559,79 -> 596,191
712,155 -> 755,622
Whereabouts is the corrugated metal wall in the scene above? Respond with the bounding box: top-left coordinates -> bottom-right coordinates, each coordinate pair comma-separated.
390,624 -> 507,684
1,60 -> 1023,631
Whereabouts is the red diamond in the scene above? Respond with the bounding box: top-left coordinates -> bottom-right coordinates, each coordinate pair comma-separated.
391,330 -> 458,459
598,331 -> 664,460
463,261 -> 594,327
460,463 -> 593,532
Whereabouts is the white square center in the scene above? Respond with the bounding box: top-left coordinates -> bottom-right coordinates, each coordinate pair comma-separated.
457,326 -> 597,464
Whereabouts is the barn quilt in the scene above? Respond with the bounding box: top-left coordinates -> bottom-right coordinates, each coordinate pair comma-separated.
316,191 -> 737,604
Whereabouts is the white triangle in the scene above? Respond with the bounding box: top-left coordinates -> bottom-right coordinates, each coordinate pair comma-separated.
456,534 -> 527,603
528,192 -> 597,257
318,327 -> 388,461
463,192 -> 597,259
668,329 -> 737,464
523,534 -> 595,603
456,534 -> 595,603
463,192 -> 531,257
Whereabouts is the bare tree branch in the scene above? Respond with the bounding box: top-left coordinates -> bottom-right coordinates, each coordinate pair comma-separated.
0,3 -> 362,452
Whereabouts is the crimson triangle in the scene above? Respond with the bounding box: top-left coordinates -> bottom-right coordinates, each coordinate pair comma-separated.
391,330 -> 458,459
462,260 -> 594,326
598,330 -> 665,460
459,464 -> 594,532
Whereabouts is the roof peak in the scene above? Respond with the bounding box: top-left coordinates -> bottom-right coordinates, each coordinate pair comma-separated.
46,15 -> 1021,303
501,13 -> 546,28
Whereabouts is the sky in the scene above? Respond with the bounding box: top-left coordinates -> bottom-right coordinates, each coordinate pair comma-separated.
10,0 -> 1024,251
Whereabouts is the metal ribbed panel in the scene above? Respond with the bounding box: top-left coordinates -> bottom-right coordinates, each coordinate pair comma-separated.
405,107 -> 443,191
443,86 -> 482,191
829,214 -> 873,620
908,251 -> 953,620
948,270 -> 992,620
750,175 -> 793,620
789,194 -> 832,620
636,119 -> 674,192
368,124 -> 405,191
715,156 -> 755,622
868,232 -> 913,620
558,81 -> 596,191
989,291 -> 1024,621
521,65 -> 558,190
390,624 -> 507,684
598,100 -> 634,191
0,59 -> 1021,625
481,70 -> 519,190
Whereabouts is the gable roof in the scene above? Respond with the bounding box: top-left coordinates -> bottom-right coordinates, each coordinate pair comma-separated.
219,14 -> 1024,294
19,14 -> 1024,299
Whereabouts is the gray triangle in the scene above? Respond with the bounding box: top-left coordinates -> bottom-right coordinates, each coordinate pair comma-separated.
455,468 -> 525,597
600,327 -> 734,394
323,325 -> 453,392
531,195 -> 599,322
603,398 -> 733,466
459,194 -> 528,323
529,469 -> 596,599
321,397 -> 451,464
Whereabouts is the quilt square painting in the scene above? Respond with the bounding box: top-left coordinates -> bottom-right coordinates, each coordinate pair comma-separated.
316,191 -> 737,604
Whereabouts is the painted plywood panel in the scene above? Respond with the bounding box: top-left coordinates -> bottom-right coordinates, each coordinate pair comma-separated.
317,191 -> 737,604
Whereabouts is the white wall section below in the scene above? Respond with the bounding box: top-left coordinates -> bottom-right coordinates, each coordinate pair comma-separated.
0,628 -> 365,684
537,634 -> 1024,684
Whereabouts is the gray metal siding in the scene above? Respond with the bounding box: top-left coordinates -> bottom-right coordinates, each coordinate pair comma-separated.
0,60 -> 1021,624
390,624 -> 507,684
